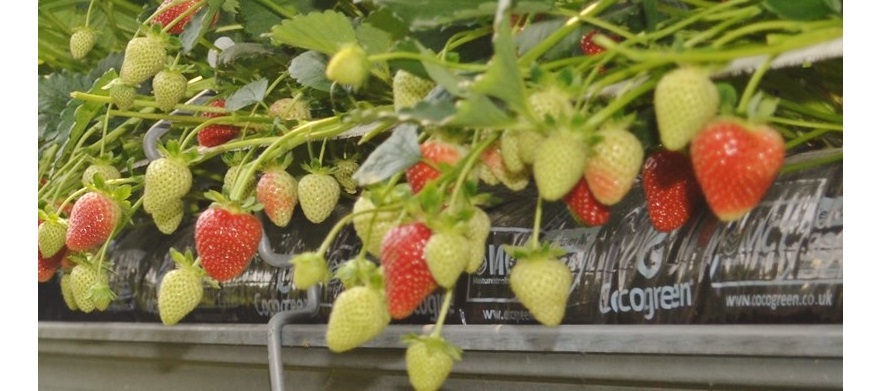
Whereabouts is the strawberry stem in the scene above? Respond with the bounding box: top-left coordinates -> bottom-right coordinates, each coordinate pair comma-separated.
161,0 -> 207,34
430,289 -> 453,339
767,117 -> 843,131
780,149 -> 842,174
316,204 -> 403,256
784,128 -> 840,150
366,52 -> 487,72
70,91 -> 230,114
85,0 -> 96,28
230,116 -> 345,201
143,0 -> 188,26
736,55 -> 774,114
531,195 -> 542,250
519,0 -> 619,66
586,77 -> 658,129
100,106 -> 111,156
448,135 -> 497,207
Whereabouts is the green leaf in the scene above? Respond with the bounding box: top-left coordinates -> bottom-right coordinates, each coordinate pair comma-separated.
218,43 -> 275,66
226,78 -> 269,111
402,98 -> 458,124
370,0 -> 554,30
762,0 -> 834,21
364,9 -> 410,41
473,11 -> 529,117
38,71 -> 92,147
222,0 -> 240,13
58,69 -> 118,161
288,51 -> 333,91
353,124 -> 422,187
269,11 -> 357,55
716,82 -> 738,115
449,95 -> 514,128
356,23 -> 393,56
240,0 -> 310,40
181,4 -> 219,54
516,19 -> 582,60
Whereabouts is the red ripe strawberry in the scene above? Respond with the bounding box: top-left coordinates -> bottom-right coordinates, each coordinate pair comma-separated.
195,206 -> 263,282
38,248 -> 64,282
642,150 -> 702,232
65,192 -> 121,252
380,222 -> 438,319
690,119 -> 785,221
563,180 -> 610,226
257,169 -> 299,227
153,0 -> 208,35
198,100 -> 240,147
405,141 -> 464,194
580,30 -> 618,56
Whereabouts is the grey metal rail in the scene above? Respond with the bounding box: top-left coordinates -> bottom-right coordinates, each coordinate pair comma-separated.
38,322 -> 842,390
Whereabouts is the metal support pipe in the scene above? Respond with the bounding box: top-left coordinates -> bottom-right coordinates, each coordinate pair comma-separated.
267,285 -> 320,391
143,90 -> 216,161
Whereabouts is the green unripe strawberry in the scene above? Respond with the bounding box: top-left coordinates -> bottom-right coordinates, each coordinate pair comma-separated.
333,158 -> 359,194
325,43 -> 370,88
290,252 -> 329,290
120,35 -> 166,85
424,232 -> 470,288
90,277 -> 115,312
518,130 -> 545,165
109,82 -> 136,110
60,273 -> 79,311
144,157 -> 192,214
158,267 -> 204,325
81,164 -> 121,187
152,69 -> 187,112
352,195 -> 399,258
151,200 -> 184,235
475,163 -> 499,186
297,173 -> 340,224
528,87 -> 572,121
481,144 -> 529,191
500,130 -> 525,173
405,336 -> 462,391
38,220 -> 67,258
70,264 -> 100,313
257,169 -> 299,228
69,27 -> 97,60
533,133 -> 587,201
584,127 -> 644,205
222,165 -> 257,197
509,257 -> 572,327
268,98 -> 311,121
326,286 -> 390,353
654,67 -> 719,150
462,207 -> 490,274
393,70 -> 436,110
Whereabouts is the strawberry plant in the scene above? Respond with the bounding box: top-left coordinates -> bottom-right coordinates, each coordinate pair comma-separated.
38,0 -> 842,388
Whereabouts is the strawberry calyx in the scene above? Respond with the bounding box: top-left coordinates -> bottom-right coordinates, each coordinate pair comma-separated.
203,190 -> 262,214
504,241 -> 565,263
169,248 -> 218,288
334,256 -> 384,291
159,139 -> 199,165
402,335 -> 463,362
289,252 -> 331,289
301,159 -> 333,176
